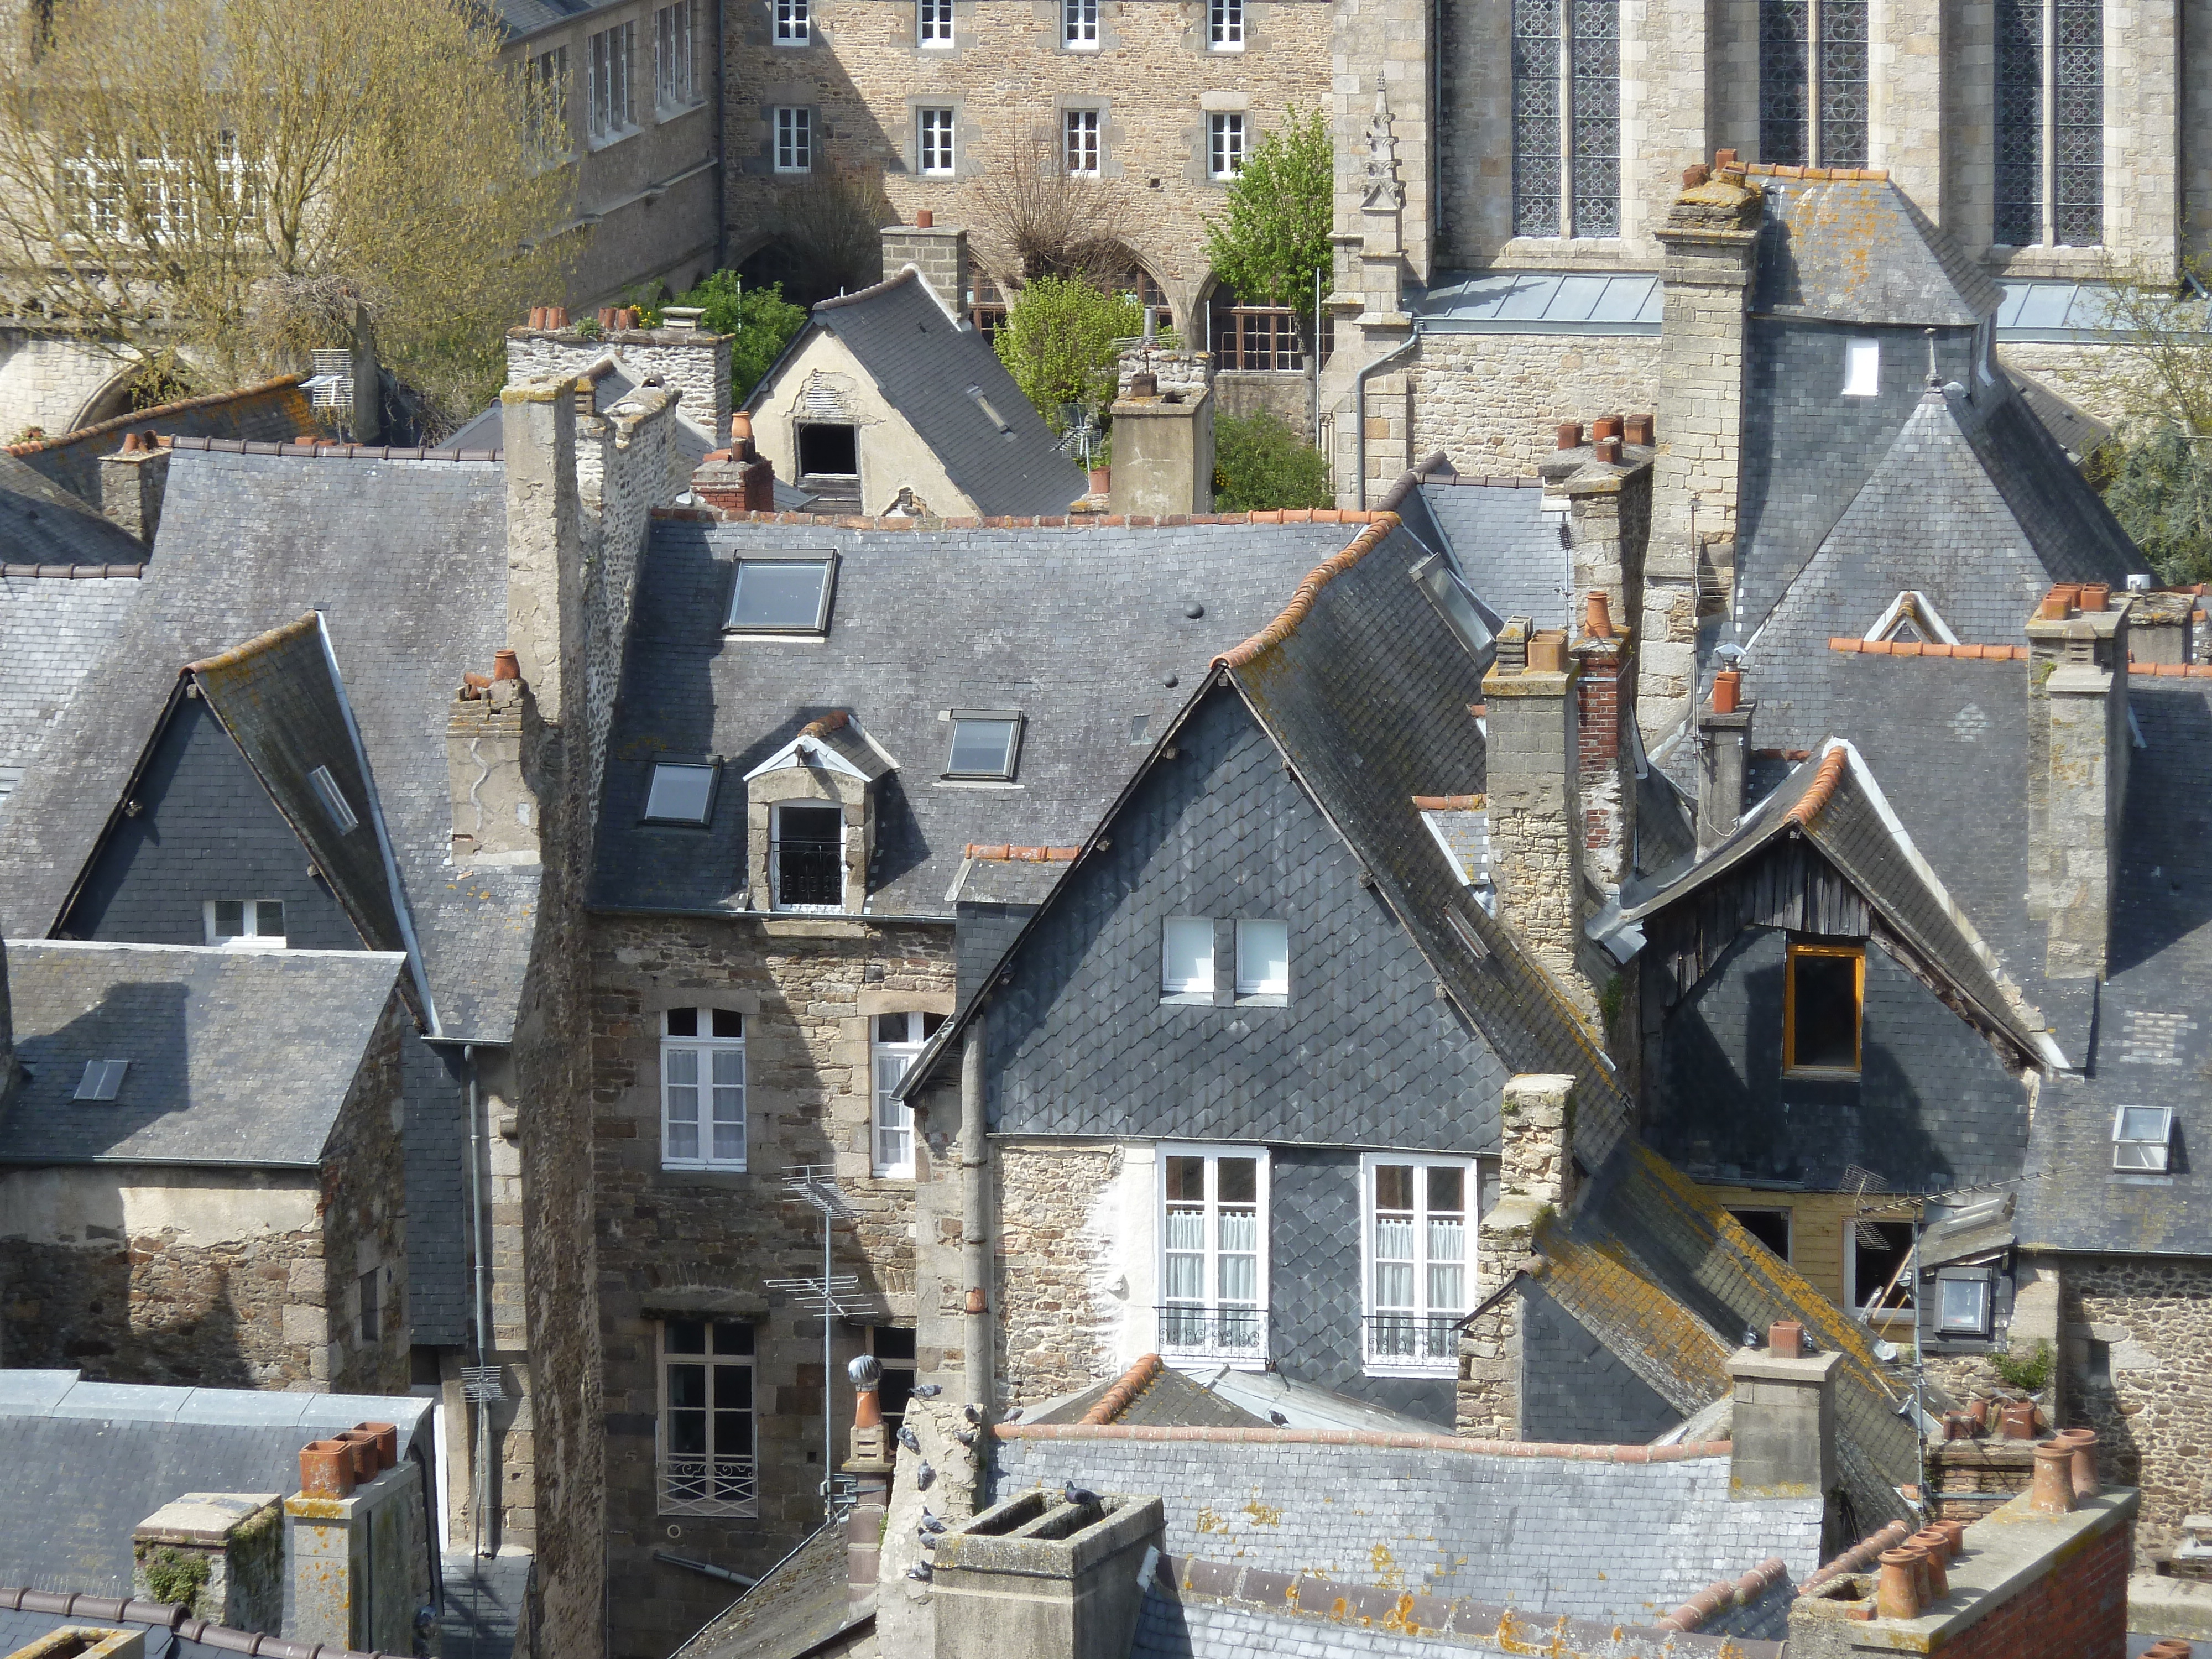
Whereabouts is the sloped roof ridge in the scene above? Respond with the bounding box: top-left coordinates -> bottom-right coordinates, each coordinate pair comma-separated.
187,611 -> 317,676
1082,1353 -> 1164,1424
166,436 -> 500,462
1212,513 -> 1402,667
811,263 -> 922,313
0,1585 -> 406,1659
995,1420 -> 1731,1459
656,505 -> 1395,532
4,374 -> 305,457
0,563 -> 145,578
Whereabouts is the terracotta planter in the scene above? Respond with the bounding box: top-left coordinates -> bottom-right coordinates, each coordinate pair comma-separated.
300,1439 -> 354,1498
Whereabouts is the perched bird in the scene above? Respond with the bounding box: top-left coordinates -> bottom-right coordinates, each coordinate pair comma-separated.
1063,1483 -> 1101,1507
907,1562 -> 934,1582
912,1383 -> 943,1399
1268,1410 -> 1288,1427
962,1402 -> 983,1426
917,1461 -> 936,1491
953,1428 -> 978,1448
920,1514 -> 948,1535
898,1425 -> 923,1454
1744,1326 -> 1762,1350
921,1534 -> 938,1551
1002,1405 -> 1023,1423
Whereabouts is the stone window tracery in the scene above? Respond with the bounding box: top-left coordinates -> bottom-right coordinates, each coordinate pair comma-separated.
1995,0 -> 2103,247
1510,0 -> 1617,238
1758,0 -> 1866,167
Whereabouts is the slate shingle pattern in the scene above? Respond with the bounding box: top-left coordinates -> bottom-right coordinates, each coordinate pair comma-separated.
1416,479 -> 1569,629
0,572 -> 143,779
0,1370 -> 432,1598
1749,175 -> 2005,326
0,450 -> 536,1041
993,1435 -> 1821,1625
0,452 -> 147,568
797,269 -> 1087,518
0,940 -> 402,1166
592,518 -> 1358,916
8,376 -> 315,507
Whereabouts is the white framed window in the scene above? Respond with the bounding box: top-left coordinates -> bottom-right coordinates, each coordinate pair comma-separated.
1233,919 -> 1288,1001
588,20 -> 636,139
531,46 -> 570,142
1208,112 -> 1245,179
661,1007 -> 746,1170
205,899 -> 286,949
655,0 -> 696,107
919,0 -> 953,44
872,1011 -> 946,1177
917,107 -> 957,178
1158,1146 -> 1267,1364
774,107 -> 813,174
944,711 -> 1020,778
644,760 -> 718,824
775,0 -> 811,42
1209,0 -> 1243,47
72,1059 -> 129,1102
1842,338 -> 1880,397
309,765 -> 359,834
1361,1155 -> 1473,1374
771,801 -> 846,910
2113,1104 -> 2173,1172
1064,109 -> 1100,176
1161,916 -> 1214,1001
1063,0 -> 1098,48
660,1318 -> 757,1515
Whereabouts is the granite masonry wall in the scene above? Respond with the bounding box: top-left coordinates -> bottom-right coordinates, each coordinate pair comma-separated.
993,1139 -> 1121,1405
1408,335 -> 1659,477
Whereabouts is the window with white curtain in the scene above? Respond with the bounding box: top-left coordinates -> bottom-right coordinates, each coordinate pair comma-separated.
662,1007 -> 746,1170
1158,1147 -> 1267,1364
1161,917 -> 1214,1000
871,1011 -> 945,1177
1361,1155 -> 1473,1374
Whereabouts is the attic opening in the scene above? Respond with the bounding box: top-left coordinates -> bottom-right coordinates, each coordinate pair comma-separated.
1849,1220 -> 1916,1320
796,424 -> 859,512
771,801 -> 845,909
1783,940 -> 1862,1075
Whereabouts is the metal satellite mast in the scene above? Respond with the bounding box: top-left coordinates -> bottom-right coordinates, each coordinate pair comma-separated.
766,1165 -> 884,1520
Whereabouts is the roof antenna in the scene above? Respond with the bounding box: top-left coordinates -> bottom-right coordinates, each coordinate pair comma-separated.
1924,326 -> 1940,389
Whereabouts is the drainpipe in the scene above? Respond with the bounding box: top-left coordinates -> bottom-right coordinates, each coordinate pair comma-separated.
959,1019 -> 991,1409
1354,330 -> 1422,510
466,1045 -> 497,1557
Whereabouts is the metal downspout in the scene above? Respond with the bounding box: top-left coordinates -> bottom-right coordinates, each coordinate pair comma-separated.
467,1045 -> 497,1558
1354,330 -> 1422,511
959,1021 -> 991,1410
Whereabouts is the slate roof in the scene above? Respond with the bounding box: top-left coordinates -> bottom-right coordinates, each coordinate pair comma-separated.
0,449 -> 536,1042
670,1524 -> 860,1659
0,570 -> 144,787
0,939 -> 404,1167
591,516 -> 1365,917
1749,172 -> 2004,326
0,1371 -> 432,1598
762,268 -> 1087,518
0,453 -> 147,568
7,376 -> 315,508
1415,476 -> 1569,629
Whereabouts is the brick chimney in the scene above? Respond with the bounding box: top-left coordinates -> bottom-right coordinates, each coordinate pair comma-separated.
691,411 -> 776,514
1697,660 -> 1752,853
501,378 -> 584,723
1483,620 -> 1587,997
1647,159 -> 1764,743
447,654 -> 539,866
100,432 -> 170,547
881,219 -> 971,320
1107,374 -> 1214,518
131,1493 -> 283,1631
2025,584 -> 2131,980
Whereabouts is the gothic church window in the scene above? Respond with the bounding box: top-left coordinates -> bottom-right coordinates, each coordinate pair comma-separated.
1995,0 -> 2103,247
1758,0 -> 1867,167
1510,0 -> 1618,238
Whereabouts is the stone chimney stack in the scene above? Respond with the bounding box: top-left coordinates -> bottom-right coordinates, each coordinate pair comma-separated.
1697,660 -> 1752,853
933,1490 -> 1165,1659
1483,619 -> 1587,997
100,432 -> 170,547
1107,374 -> 1214,518
881,216 -> 971,320
1647,156 -> 1764,743
447,651 -> 539,866
501,377 -> 584,724
843,1355 -> 894,1610
2026,583 -> 2130,981
286,1431 -> 427,1654
131,1493 -> 283,1631
1726,1323 -> 1844,1550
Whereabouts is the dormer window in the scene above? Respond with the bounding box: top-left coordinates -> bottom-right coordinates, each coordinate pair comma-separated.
771,803 -> 845,909
645,759 -> 719,824
727,555 -> 837,635
74,1059 -> 129,1101
945,712 -> 1023,780
743,712 -> 886,914
2112,1105 -> 2173,1172
1784,940 -> 1863,1076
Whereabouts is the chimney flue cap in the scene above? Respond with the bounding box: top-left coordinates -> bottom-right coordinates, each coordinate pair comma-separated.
1592,415 -> 1624,442
493,648 -> 521,682
1556,421 -> 1583,450
300,1439 -> 354,1498
1595,435 -> 1623,463
916,208 -> 934,228
1624,413 -> 1655,446
1712,666 -> 1743,714
1585,591 -> 1614,639
1129,370 -> 1159,399
1766,1319 -> 1802,1358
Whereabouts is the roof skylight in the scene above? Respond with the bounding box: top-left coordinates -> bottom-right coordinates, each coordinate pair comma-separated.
727,555 -> 837,634
1411,552 -> 1498,672
74,1058 -> 128,1101
645,759 -> 719,824
309,765 -> 359,834
2113,1104 -> 2173,1172
946,712 -> 1023,780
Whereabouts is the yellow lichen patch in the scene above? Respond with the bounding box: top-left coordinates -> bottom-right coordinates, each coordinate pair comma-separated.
1243,1500 -> 1282,1526
1330,1597 -> 1349,1620
1194,1507 -> 1224,1533
1371,1542 -> 1396,1577
1383,1592 -> 1423,1635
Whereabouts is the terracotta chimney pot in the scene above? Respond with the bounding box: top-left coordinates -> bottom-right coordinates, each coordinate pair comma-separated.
1767,1319 -> 1803,1359
916,208 -> 934,228
493,648 -> 521,681
1585,591 -> 1614,640
1592,415 -> 1624,442
2058,1427 -> 2098,1496
1527,632 -> 1568,673
1875,1548 -> 1922,1620
300,1439 -> 354,1497
1966,1397 -> 1991,1431
1934,1520 -> 1966,1558
730,410 -> 754,449
2080,582 -> 2111,613
1712,667 -> 1743,714
1624,413 -> 1654,446
2029,1441 -> 2077,1514
1682,164 -> 1710,189
1909,1530 -> 1950,1600
1595,435 -> 1623,463
353,1420 -> 399,1470
335,1430 -> 380,1483
1556,421 -> 1583,450
2000,1400 -> 2037,1439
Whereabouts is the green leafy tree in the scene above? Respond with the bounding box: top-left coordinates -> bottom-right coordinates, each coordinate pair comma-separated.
993,276 -> 1139,431
1202,105 -> 1333,350
1213,410 -> 1331,512
2103,420 -> 2212,586
667,270 -> 810,404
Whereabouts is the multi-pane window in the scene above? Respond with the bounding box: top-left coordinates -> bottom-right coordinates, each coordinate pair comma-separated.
771,802 -> 845,909
532,47 -> 570,142
1757,0 -> 1866,168
206,899 -> 285,948
2112,1105 -> 2174,1172
655,0 -> 696,107
1207,112 -> 1245,179
1159,1148 -> 1266,1363
1995,0 -> 2103,247
1208,0 -> 1243,49
61,136 -> 251,244
1063,0 -> 1098,48
1065,109 -> 1101,178
775,0 -> 810,42
868,1327 -> 918,1428
1510,0 -> 1618,237
1209,283 -> 1331,371
971,272 -> 1009,338
774,107 -> 813,173
1363,1157 -> 1472,1373
872,1011 -> 945,1177
918,107 -> 957,178
661,1007 -> 746,1170
660,1319 -> 757,1516
589,22 -> 635,138
919,0 -> 953,44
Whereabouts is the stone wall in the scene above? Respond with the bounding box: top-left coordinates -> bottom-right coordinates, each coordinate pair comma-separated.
507,329 -> 733,446
992,1140 -> 1122,1404
587,909 -> 954,1659
578,387 -> 681,804
1408,335 -> 1660,476
0,332 -> 133,445
2059,1253 -> 2212,1565
1996,343 -> 2132,429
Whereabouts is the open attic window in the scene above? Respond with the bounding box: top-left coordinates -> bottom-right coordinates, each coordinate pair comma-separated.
2112,1104 -> 2173,1172
1865,591 -> 1959,647
1784,940 -> 1863,1076
1410,552 -> 1498,674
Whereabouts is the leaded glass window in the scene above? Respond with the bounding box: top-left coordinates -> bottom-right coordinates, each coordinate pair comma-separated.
1511,0 -> 1562,237
2053,0 -> 2102,246
1759,0 -> 1808,166
1994,0 -> 2042,245
1570,0 -> 1619,236
1818,0 -> 1867,166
